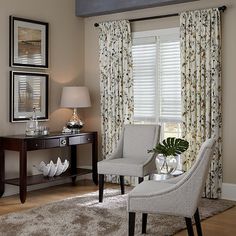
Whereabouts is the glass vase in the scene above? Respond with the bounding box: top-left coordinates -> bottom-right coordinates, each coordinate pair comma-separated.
155,154 -> 178,174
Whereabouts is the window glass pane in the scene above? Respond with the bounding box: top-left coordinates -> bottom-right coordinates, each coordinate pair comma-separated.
163,123 -> 182,139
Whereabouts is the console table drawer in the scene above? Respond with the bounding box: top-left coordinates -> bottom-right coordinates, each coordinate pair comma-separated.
27,140 -> 45,150
69,134 -> 94,145
45,139 -> 60,148
69,136 -> 80,145
79,134 -> 94,144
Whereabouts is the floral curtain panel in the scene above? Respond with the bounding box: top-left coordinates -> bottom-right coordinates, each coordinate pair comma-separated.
98,20 -> 134,183
180,8 -> 222,198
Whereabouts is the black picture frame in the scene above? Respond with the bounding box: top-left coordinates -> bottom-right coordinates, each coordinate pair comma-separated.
9,16 -> 49,68
10,71 -> 49,122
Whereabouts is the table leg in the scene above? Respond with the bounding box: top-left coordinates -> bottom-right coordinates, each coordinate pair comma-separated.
71,145 -> 77,185
0,148 -> 5,197
20,146 -> 27,204
92,133 -> 98,185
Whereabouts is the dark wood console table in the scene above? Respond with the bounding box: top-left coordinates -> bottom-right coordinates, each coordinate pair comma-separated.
0,131 -> 98,203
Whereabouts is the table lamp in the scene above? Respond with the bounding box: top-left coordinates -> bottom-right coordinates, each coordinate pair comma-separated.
60,86 -> 91,132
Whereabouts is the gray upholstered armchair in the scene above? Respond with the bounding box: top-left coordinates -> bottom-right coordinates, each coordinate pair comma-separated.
98,124 -> 161,202
128,138 -> 216,236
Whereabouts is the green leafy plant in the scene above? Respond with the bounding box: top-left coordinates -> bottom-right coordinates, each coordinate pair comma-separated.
148,137 -> 189,157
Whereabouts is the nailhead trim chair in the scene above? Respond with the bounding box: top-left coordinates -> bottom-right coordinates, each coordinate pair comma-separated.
127,138 -> 216,236
98,124 -> 161,202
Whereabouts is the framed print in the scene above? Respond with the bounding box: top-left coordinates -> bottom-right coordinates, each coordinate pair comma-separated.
10,71 -> 49,122
9,16 -> 49,68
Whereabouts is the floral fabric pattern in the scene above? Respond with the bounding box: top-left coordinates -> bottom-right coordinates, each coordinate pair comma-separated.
180,8 -> 222,198
98,20 -> 134,183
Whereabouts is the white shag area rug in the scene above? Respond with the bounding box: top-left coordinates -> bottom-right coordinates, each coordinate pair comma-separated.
0,189 -> 234,236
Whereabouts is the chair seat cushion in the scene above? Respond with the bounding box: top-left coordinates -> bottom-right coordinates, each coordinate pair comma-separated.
129,180 -> 174,197
98,158 -> 147,177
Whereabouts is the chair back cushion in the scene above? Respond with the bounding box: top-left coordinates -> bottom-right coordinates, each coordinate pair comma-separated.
175,138 -> 216,215
122,124 -> 160,160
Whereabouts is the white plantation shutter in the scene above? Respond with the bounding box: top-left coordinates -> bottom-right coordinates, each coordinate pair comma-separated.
132,30 -> 181,124
132,37 -> 157,121
159,38 -> 181,122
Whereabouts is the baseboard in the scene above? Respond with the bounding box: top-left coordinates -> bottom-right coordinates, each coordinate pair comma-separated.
3,165 -> 92,197
222,183 -> 236,201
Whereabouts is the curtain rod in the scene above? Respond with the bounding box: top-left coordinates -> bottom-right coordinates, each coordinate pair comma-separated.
94,5 -> 226,27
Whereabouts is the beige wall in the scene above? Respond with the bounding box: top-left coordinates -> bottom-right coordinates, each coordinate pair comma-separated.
84,0 -> 236,184
0,0 -> 85,196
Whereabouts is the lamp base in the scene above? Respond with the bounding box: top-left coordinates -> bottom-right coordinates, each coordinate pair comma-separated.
66,121 -> 83,130
66,108 -> 84,132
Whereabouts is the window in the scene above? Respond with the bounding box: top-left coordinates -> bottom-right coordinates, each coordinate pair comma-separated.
132,28 -> 181,138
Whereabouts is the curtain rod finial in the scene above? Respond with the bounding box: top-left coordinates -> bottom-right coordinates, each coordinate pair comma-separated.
219,5 -> 227,12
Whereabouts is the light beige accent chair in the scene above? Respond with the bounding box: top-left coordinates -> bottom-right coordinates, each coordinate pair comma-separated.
98,124 -> 161,202
128,138 -> 216,236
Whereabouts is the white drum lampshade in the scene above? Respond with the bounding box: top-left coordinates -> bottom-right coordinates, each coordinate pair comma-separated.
60,86 -> 91,132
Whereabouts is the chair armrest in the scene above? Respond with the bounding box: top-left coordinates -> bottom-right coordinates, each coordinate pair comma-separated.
143,124 -> 161,165
106,152 -> 121,160
143,153 -> 156,167
128,182 -> 176,199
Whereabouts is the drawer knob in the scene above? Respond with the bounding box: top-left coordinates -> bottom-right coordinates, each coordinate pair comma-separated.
61,140 -> 66,145
60,138 -> 67,147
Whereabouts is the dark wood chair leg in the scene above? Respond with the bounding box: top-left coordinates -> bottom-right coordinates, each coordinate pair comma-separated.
129,212 -> 136,236
138,177 -> 144,184
185,217 -> 194,236
142,213 -> 148,234
120,175 -> 125,194
194,208 -> 202,236
99,174 -> 104,202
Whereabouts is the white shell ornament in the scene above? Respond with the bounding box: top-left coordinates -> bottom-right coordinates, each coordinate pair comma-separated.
34,157 -> 69,177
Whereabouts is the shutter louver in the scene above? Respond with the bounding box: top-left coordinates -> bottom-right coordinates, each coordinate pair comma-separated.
132,38 -> 157,121
159,39 -> 182,122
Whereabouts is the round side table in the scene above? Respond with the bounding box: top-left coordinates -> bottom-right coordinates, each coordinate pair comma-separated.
150,169 -> 184,181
